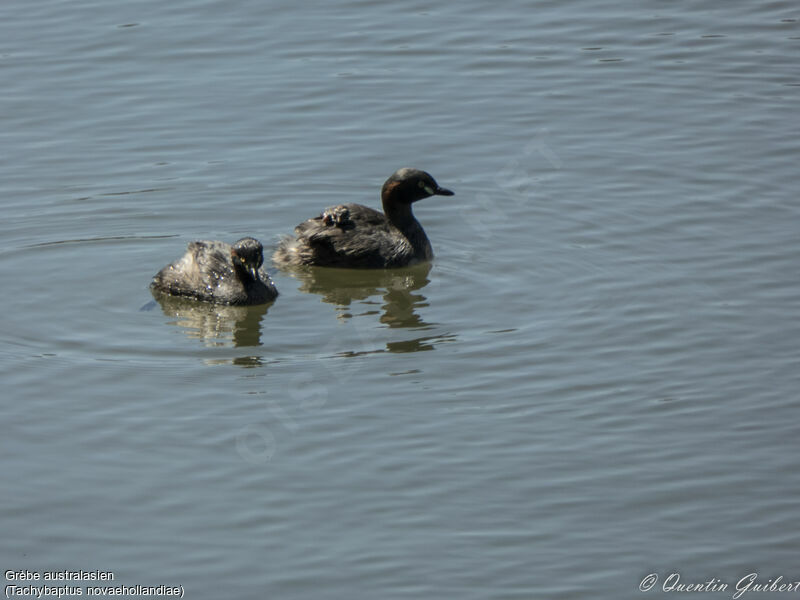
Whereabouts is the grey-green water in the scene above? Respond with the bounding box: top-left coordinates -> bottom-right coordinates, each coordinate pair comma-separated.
2,1 -> 799,598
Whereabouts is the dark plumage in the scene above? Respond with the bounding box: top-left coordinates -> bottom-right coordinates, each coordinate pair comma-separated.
273,168 -> 454,269
150,237 -> 278,305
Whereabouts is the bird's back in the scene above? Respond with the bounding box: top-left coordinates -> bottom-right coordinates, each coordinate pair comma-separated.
274,203 -> 418,268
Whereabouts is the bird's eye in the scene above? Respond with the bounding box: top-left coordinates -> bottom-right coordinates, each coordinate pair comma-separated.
418,180 -> 425,188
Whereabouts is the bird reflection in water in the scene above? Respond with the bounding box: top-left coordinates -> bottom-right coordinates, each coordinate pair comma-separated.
282,262 -> 456,354
151,291 -> 272,366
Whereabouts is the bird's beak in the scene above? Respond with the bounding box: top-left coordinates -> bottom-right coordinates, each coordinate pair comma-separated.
435,186 -> 454,196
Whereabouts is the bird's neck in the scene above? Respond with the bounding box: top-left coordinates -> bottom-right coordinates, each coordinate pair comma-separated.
382,198 -> 431,259
382,199 -> 417,231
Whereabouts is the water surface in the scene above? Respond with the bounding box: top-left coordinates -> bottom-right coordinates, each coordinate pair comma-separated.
2,1 -> 799,598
